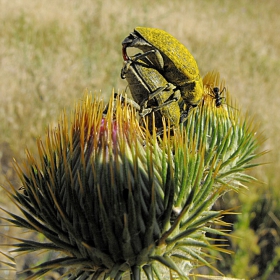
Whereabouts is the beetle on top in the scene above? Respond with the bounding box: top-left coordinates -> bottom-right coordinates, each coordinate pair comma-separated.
122,27 -> 204,111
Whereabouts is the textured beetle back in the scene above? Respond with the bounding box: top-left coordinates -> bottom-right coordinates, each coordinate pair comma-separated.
135,27 -> 199,80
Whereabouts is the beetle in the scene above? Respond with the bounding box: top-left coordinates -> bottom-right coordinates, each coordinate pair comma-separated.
121,55 -> 187,133
209,87 -> 226,107
122,27 -> 204,111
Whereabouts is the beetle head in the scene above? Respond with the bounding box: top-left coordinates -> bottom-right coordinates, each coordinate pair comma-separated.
122,31 -> 152,57
123,31 -> 150,46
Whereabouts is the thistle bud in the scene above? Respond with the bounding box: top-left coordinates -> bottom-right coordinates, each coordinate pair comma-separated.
0,72 -> 263,279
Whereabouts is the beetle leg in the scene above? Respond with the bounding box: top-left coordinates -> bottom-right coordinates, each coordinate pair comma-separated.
117,94 -> 141,111
139,95 -> 179,116
121,54 -> 152,79
121,60 -> 134,79
179,110 -> 190,124
139,84 -> 179,116
153,88 -> 181,107
139,107 -> 153,117
138,85 -> 168,117
130,49 -> 165,70
103,93 -> 140,116
153,49 -> 165,69
141,84 -> 171,104
131,50 -> 156,61
151,95 -> 179,113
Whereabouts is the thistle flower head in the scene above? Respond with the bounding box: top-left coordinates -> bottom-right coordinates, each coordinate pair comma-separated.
0,72 -> 263,279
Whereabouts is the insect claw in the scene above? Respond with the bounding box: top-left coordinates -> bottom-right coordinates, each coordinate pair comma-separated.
139,107 -> 153,117
179,110 -> 189,124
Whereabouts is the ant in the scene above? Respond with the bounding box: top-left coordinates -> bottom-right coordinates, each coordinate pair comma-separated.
209,87 -> 226,107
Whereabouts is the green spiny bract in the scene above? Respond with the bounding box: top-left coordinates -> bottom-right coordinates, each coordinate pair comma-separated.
0,72 -> 263,279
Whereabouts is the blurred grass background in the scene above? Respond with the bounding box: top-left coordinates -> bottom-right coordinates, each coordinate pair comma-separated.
0,0 -> 279,279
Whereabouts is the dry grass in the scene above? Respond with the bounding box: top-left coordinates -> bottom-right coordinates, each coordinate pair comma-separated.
0,0 -> 279,278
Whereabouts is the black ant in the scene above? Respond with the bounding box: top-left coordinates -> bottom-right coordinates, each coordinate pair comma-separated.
209,87 -> 226,107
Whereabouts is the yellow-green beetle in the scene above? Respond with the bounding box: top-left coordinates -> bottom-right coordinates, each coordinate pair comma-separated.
121,55 -> 186,133
122,27 -> 203,109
